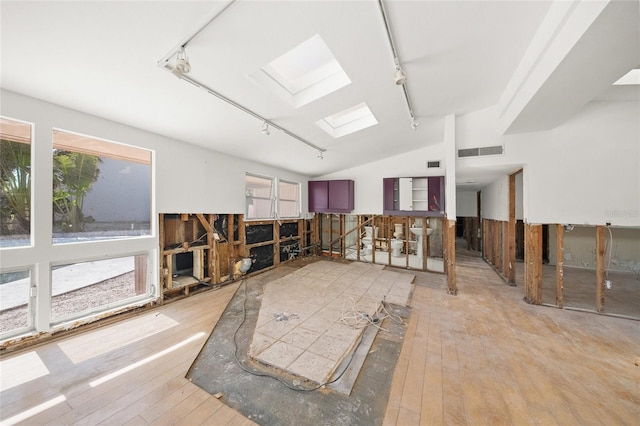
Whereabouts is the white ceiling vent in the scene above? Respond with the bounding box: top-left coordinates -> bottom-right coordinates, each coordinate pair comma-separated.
427,160 -> 441,168
458,145 -> 503,158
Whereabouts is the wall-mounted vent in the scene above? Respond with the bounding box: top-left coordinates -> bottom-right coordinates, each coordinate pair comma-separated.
458,145 -> 503,158
427,160 -> 441,168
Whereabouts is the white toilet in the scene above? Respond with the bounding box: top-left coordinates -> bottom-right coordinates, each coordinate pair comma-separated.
391,239 -> 403,257
362,226 -> 378,254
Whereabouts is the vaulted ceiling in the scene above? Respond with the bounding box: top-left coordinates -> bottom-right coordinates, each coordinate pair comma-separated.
1,1 -> 637,179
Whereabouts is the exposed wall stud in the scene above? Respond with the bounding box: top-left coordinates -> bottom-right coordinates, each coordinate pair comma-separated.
444,218 -> 457,295
596,225 -> 606,312
524,223 -> 542,304
556,223 -> 564,308
507,172 -> 517,284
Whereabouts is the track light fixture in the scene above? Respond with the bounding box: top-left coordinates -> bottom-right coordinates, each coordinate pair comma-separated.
175,48 -> 191,74
261,121 -> 270,135
394,67 -> 406,85
378,0 -> 419,130
317,150 -> 324,160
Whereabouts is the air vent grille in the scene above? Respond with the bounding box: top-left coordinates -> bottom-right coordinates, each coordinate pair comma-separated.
458,145 -> 503,158
427,160 -> 441,168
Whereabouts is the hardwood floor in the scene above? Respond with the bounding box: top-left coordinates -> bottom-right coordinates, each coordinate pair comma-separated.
1,253 -> 639,425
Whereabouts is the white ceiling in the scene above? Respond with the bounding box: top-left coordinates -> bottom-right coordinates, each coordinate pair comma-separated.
0,1 -> 636,183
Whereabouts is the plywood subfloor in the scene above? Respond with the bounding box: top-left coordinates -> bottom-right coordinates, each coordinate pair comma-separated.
1,253 -> 639,425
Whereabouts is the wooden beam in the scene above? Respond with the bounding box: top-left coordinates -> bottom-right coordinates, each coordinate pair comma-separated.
502,221 -> 510,280
556,224 -> 564,308
596,225 -> 606,312
195,213 -> 214,234
507,173 -> 516,284
524,224 -> 542,304
444,219 -> 457,295
405,216 -> 410,268
158,213 -> 166,302
274,221 -> 280,268
422,217 -> 428,271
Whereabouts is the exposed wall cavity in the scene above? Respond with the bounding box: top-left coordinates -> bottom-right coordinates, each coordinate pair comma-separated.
549,225 -> 640,274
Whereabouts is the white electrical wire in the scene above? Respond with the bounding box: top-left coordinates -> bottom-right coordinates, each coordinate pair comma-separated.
340,296 -> 405,332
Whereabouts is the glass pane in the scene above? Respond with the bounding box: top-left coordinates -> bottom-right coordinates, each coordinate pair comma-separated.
247,198 -> 273,220
0,269 -> 32,336
279,180 -> 299,218
279,200 -> 299,218
246,174 -> 273,219
0,117 -> 32,248
51,255 -> 147,323
52,130 -> 152,243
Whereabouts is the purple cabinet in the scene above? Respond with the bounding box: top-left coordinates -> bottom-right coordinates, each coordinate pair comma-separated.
308,180 -> 354,213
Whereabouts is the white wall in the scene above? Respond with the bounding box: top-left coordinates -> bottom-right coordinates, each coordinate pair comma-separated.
481,176 -> 509,221
317,143 -> 446,215
521,101 -> 639,226
456,100 -> 640,226
456,191 -> 478,217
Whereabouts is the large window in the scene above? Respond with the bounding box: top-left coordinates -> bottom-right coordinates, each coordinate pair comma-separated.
0,115 -> 156,342
0,117 -> 32,248
278,180 -> 300,218
52,130 -> 151,243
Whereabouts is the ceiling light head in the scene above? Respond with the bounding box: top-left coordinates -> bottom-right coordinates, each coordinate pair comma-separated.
411,120 -> 420,130
394,67 -> 406,85
175,48 -> 191,74
317,150 -> 324,160
261,121 -> 270,136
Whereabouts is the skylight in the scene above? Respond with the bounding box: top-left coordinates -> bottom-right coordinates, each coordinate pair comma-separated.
613,69 -> 640,85
316,103 -> 378,138
250,34 -> 351,108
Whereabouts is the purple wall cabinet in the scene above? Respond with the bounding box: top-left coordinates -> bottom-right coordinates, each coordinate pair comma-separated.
308,179 -> 354,213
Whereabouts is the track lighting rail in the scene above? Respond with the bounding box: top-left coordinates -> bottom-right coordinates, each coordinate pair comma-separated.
377,0 -> 419,129
157,0 -> 326,155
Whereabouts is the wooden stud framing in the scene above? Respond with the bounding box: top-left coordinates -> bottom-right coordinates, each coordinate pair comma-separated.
502,221 -> 509,280
422,217 -> 428,271
273,220 -> 280,268
444,218 -> 457,295
524,223 -> 542,304
507,173 -> 517,284
556,224 -> 564,308
158,214 -> 166,302
596,225 -> 606,312
405,216 -> 411,268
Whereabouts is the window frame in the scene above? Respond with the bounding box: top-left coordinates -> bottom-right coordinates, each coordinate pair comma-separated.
245,173 -> 301,221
